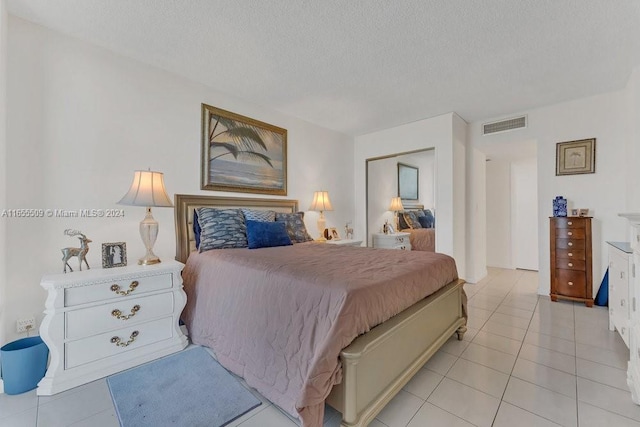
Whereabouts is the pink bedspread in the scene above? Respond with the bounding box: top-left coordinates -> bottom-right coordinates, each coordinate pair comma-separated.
404,228 -> 436,252
181,242 -> 459,426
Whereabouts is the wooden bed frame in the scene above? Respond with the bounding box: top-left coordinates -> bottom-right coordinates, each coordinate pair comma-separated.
174,194 -> 466,427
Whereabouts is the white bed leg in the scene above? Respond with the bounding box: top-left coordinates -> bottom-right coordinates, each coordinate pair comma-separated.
456,325 -> 467,341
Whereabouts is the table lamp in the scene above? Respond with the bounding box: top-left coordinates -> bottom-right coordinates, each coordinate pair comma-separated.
118,170 -> 173,265
309,191 -> 333,242
389,197 -> 404,233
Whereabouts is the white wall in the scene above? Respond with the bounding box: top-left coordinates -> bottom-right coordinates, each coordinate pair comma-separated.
485,160 -> 512,268
2,17 -> 354,344
465,147 -> 487,283
471,90 -> 629,296
626,67 -> 640,212
366,150 -> 435,245
0,0 -> 8,354
511,158 -> 538,270
355,113 -> 469,280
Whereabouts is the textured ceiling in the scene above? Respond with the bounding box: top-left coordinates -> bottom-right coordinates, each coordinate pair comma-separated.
6,0 -> 640,136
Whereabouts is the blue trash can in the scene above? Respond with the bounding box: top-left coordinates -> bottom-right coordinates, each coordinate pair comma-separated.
1,336 -> 49,395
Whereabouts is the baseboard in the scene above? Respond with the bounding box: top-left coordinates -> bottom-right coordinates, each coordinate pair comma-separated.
0,378 -> 4,394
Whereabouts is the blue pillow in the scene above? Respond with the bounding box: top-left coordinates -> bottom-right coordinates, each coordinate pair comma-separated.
193,210 -> 202,249
246,220 -> 292,249
420,209 -> 435,228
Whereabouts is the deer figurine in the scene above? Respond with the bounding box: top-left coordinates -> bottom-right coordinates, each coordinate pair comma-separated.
62,229 -> 92,273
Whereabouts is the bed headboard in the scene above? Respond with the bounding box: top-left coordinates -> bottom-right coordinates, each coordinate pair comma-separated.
401,202 -> 424,212
174,194 -> 299,263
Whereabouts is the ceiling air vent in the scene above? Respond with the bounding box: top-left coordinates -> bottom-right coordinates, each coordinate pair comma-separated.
482,115 -> 527,135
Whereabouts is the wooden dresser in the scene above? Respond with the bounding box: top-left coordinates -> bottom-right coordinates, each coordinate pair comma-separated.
549,217 -> 593,307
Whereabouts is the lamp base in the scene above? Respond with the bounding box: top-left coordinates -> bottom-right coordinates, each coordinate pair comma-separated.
139,207 -> 161,265
317,213 -> 327,242
138,254 -> 161,265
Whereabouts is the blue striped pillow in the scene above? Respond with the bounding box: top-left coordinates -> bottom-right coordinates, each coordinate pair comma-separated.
197,208 -> 247,251
241,208 -> 276,223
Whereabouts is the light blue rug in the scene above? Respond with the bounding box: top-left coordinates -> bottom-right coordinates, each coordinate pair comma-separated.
107,347 -> 261,427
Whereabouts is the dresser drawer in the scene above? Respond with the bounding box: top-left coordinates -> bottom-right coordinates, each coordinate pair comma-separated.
555,259 -> 586,271
65,317 -> 174,369
556,228 -> 585,239
556,239 -> 585,250
555,269 -> 586,297
554,218 -> 586,229
65,293 -> 175,340
64,273 -> 173,307
556,248 -> 586,260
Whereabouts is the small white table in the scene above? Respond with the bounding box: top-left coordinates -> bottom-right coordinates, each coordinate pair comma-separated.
326,239 -> 363,247
372,232 -> 411,250
37,260 -> 188,395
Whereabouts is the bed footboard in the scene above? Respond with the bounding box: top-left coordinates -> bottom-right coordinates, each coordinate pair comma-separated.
326,279 -> 465,427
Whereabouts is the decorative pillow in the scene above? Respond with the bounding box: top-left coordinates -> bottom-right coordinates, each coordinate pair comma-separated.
193,209 -> 202,249
415,209 -> 426,218
275,212 -> 314,243
398,212 -> 410,230
403,211 -> 423,229
197,207 -> 247,251
421,209 -> 435,228
246,220 -> 292,249
241,208 -> 276,223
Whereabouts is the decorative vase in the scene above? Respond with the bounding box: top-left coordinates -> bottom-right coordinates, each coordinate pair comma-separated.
553,196 -> 567,217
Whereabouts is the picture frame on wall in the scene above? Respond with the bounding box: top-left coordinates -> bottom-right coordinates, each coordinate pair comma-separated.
398,162 -> 419,201
556,138 -> 596,176
101,242 -> 127,268
201,103 -> 287,195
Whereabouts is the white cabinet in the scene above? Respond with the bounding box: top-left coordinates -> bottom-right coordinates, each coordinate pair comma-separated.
619,214 -> 640,405
37,260 -> 188,395
326,239 -> 363,247
608,241 -> 633,348
372,232 -> 411,250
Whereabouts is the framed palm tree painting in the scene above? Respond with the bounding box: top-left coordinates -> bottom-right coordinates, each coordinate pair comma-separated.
201,104 -> 287,195
556,138 -> 595,176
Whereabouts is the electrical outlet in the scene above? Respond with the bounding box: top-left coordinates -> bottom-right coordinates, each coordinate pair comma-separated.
16,317 -> 36,333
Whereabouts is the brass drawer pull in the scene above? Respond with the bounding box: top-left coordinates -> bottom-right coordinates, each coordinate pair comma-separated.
568,221 -> 573,225
568,263 -> 573,267
110,331 -> 139,347
568,242 -> 573,247
110,281 -> 139,296
568,232 -> 573,236
568,252 -> 573,257
568,281 -> 574,286
112,305 -> 141,320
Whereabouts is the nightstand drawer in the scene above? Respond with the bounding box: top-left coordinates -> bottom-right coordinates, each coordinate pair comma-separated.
555,259 -> 586,271
64,273 -> 173,307
556,229 -> 585,239
556,249 -> 586,260
555,269 -> 586,297
65,293 -> 175,340
554,218 -> 586,229
65,317 -> 174,369
556,239 -> 585,250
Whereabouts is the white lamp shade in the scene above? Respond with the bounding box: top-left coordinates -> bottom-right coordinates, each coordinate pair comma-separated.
118,170 -> 173,207
389,197 -> 404,211
309,191 -> 333,212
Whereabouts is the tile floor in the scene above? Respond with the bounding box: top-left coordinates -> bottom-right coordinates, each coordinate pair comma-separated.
2,267 -> 640,426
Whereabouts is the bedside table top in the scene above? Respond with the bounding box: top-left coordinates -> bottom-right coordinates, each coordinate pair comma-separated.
373,232 -> 410,237
326,239 -> 363,246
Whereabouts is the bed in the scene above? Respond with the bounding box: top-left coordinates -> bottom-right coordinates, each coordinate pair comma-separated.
397,203 -> 436,252
174,194 -> 466,427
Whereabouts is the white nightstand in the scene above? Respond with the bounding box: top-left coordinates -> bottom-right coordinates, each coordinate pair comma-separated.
372,232 -> 411,250
37,260 -> 188,395
326,239 -> 363,247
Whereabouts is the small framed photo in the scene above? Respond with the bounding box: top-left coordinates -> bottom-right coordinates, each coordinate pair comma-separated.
102,242 -> 127,268
578,208 -> 589,217
329,227 -> 341,241
570,209 -> 579,216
